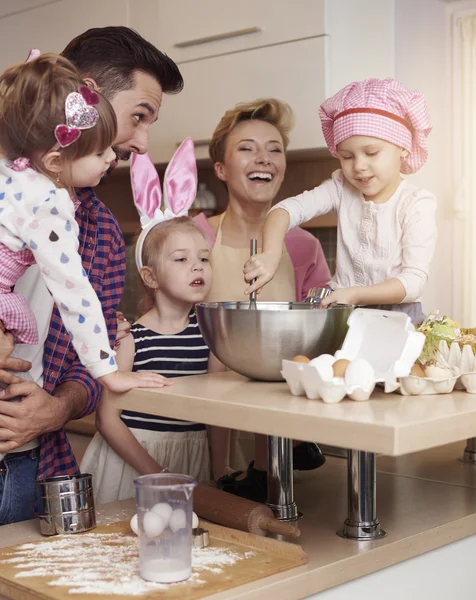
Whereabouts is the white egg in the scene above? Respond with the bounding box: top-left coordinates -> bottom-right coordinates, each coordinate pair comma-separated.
130,514 -> 139,536
143,511 -> 166,538
309,354 -> 335,381
309,354 -> 335,368
344,358 -> 375,390
151,502 -> 173,526
192,511 -> 199,529
169,508 -> 187,533
424,365 -> 452,379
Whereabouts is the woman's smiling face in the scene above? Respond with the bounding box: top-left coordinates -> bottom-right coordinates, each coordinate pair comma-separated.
214,119 -> 287,207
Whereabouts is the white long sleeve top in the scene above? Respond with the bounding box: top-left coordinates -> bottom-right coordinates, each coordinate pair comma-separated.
0,159 -> 117,378
269,170 -> 437,303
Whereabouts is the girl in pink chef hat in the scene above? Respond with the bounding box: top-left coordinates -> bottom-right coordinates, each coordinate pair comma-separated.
243,78 -> 437,325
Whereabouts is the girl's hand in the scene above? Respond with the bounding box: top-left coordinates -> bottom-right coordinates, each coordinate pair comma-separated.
100,371 -> 173,393
243,252 -> 281,296
115,311 -> 131,348
320,287 -> 358,308
0,327 -> 14,362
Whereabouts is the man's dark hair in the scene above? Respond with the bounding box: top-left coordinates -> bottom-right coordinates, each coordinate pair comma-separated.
62,26 -> 183,99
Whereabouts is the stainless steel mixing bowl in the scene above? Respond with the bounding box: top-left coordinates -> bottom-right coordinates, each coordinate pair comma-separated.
196,302 -> 353,381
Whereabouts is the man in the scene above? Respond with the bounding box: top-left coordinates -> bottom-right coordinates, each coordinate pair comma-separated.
0,26 -> 183,524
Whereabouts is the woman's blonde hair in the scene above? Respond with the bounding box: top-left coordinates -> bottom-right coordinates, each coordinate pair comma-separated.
0,53 -> 117,176
209,98 -> 294,164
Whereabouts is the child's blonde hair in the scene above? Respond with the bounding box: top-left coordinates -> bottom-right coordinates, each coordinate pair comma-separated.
137,217 -> 207,314
0,53 -> 117,178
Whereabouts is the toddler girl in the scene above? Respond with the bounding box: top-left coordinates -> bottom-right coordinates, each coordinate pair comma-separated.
0,52 -> 168,393
81,139 -> 224,504
244,78 -> 437,325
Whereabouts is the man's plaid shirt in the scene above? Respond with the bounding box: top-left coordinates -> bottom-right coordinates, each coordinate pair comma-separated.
37,187 -> 125,479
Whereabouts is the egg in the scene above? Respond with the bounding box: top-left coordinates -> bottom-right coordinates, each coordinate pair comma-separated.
130,513 -> 139,536
292,355 -> 310,364
192,511 -> 199,529
424,365 -> 452,379
309,354 -> 335,381
333,359 -> 350,378
143,510 -> 166,538
344,358 -> 375,390
169,508 -> 187,532
410,363 -> 426,378
151,502 -> 173,526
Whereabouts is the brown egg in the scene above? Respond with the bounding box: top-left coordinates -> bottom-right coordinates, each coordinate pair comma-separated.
292,355 -> 310,364
410,363 -> 426,378
333,359 -> 350,378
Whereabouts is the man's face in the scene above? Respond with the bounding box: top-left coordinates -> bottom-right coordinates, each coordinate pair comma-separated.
108,70 -> 163,168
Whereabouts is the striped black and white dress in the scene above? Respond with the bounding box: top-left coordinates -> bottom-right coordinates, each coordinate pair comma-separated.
80,312 -> 212,505
121,312 -> 209,432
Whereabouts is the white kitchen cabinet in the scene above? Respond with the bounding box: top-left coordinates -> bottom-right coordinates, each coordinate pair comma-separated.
0,0 -> 130,73
137,0 -> 395,163
0,0 -> 59,19
150,36 -> 328,163
0,0 -> 395,165
151,0 -> 326,63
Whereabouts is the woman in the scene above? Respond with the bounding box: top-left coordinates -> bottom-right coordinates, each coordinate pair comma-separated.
195,99 -> 331,502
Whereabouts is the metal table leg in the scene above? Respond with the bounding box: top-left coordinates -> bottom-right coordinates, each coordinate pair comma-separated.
460,438 -> 476,463
266,436 -> 302,521
337,449 -> 387,540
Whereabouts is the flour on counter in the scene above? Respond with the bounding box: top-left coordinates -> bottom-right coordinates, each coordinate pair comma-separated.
0,532 -> 255,596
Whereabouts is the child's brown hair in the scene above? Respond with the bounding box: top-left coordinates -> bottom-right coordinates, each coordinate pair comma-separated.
0,53 -> 117,177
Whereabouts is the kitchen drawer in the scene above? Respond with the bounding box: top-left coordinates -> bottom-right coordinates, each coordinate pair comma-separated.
150,36 -> 328,164
153,0 -> 326,63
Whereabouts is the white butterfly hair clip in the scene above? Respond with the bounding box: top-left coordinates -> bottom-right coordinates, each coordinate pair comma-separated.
131,138 -> 197,270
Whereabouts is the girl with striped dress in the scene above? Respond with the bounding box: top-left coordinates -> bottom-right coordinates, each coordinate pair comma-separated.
80,140 -> 224,504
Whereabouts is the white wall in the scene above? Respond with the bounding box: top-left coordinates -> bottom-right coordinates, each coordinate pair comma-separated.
394,0 -> 453,317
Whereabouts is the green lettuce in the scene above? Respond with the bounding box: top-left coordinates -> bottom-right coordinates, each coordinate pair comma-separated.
417,315 -> 459,365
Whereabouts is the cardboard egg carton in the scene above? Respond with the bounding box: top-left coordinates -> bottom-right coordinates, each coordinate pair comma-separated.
282,309 -> 425,403
398,339 -> 476,395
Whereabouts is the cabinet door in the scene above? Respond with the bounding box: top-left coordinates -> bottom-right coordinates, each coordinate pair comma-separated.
0,0 -> 130,72
149,37 -> 327,164
151,0 -> 326,63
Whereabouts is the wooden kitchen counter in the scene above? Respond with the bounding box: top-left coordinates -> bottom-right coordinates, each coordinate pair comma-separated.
107,371 -> 476,456
1,458 -> 475,600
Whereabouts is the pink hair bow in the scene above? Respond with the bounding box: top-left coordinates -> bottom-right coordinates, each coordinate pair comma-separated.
54,86 -> 100,148
131,138 -> 197,270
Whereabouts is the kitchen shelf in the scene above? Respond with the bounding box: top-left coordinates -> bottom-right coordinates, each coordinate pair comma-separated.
119,220 -> 141,236
301,213 -> 337,229
107,371 -> 476,456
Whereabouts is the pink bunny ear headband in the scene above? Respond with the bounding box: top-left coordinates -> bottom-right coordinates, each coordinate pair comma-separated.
131,138 -> 198,271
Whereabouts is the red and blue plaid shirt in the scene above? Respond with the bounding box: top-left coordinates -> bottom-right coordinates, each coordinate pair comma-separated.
37,187 -> 125,479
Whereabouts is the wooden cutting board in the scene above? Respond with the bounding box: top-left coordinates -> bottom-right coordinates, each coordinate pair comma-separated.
0,520 -> 307,599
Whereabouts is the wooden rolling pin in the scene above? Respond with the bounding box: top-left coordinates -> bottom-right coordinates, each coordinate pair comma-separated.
194,484 -> 300,538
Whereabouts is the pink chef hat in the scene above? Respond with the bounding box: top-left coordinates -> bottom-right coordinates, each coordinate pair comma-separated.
319,78 -> 432,174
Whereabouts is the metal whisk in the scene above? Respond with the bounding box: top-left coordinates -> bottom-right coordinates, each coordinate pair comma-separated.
249,238 -> 258,310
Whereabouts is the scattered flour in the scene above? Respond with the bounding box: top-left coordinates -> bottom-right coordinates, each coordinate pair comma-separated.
0,532 -> 255,596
